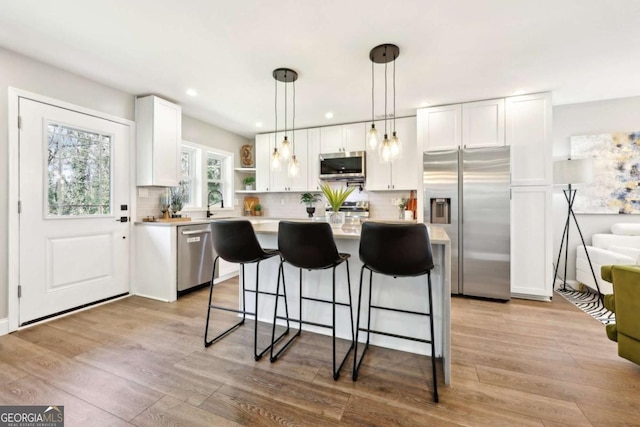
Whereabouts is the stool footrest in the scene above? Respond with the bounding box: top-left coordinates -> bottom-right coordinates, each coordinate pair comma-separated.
370,304 -> 431,317
301,295 -> 351,308
357,327 -> 433,344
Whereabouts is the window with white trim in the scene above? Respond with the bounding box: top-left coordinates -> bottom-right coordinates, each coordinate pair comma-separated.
179,141 -> 233,212
180,146 -> 197,206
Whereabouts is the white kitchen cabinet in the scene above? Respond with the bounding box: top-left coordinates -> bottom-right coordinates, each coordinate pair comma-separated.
462,99 -> 505,149
307,128 -> 321,191
134,224 -> 238,302
510,186 -> 552,300
366,117 -> 418,191
320,123 -> 366,153
418,104 -> 462,152
255,133 -> 272,192
136,95 -> 182,187
271,129 -> 309,191
506,93 -> 553,186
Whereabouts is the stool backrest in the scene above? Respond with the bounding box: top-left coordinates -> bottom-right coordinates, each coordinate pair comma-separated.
359,222 -> 434,276
210,220 -> 265,263
278,221 -> 340,269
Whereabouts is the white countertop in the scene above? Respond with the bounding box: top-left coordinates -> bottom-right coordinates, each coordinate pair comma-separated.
251,220 -> 450,244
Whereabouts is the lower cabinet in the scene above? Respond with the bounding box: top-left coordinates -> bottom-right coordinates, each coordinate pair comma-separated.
135,224 -> 238,302
510,186 -> 553,299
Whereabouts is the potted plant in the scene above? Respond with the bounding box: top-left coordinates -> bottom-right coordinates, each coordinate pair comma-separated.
253,203 -> 263,216
300,192 -> 321,218
243,176 -> 256,191
169,181 -> 189,217
319,181 -> 355,227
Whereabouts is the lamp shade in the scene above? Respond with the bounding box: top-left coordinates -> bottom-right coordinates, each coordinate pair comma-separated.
553,158 -> 594,185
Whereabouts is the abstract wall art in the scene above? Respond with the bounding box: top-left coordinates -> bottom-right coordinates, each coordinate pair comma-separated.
570,131 -> 640,214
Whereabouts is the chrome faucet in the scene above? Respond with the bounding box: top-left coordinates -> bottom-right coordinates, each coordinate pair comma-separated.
206,190 -> 224,218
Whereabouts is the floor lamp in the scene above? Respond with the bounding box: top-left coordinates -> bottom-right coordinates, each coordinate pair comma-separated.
553,158 -> 603,301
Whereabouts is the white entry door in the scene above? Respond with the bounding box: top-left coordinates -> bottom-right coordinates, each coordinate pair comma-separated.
18,97 -> 131,325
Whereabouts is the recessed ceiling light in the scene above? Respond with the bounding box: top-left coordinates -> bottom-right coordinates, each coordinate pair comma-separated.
186,89 -> 198,97
255,122 -> 263,127
325,112 -> 334,119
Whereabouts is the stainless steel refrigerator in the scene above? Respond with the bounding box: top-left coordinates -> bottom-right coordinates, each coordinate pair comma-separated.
423,147 -> 511,300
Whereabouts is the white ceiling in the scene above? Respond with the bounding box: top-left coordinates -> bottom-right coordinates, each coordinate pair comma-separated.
1,0 -> 640,138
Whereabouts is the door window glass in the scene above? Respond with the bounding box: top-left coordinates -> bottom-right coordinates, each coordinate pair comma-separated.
47,122 -> 111,216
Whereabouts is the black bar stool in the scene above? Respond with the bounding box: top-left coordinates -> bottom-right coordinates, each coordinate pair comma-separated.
270,221 -> 354,380
204,220 -> 290,361
352,222 -> 439,403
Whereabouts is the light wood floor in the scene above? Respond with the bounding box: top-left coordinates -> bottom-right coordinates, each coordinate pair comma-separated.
1,278 -> 639,426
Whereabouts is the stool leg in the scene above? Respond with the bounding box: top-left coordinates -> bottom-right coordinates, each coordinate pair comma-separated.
353,264 -> 367,380
253,261 -> 261,361
270,261 -> 301,362
332,260 -> 354,381
204,257 -> 245,347
427,273 -> 439,403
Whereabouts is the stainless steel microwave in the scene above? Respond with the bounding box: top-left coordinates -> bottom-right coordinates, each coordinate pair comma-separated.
319,151 -> 366,181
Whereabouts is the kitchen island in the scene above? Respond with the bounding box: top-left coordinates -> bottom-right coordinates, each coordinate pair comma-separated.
242,221 -> 452,385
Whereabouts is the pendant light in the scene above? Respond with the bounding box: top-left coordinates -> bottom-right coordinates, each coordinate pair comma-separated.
288,72 -> 300,177
367,60 -> 379,149
273,68 -> 299,174
369,44 -> 400,162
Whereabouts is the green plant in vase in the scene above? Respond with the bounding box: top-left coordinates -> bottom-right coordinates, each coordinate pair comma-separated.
254,203 -> 262,216
243,176 -> 256,190
319,181 -> 355,227
300,192 -> 321,218
169,181 -> 189,217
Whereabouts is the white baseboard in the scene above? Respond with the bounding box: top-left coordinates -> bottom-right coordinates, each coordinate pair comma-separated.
511,293 -> 552,302
0,318 -> 9,336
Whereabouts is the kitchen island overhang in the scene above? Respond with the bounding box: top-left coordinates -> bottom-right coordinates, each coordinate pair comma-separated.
240,220 -> 451,385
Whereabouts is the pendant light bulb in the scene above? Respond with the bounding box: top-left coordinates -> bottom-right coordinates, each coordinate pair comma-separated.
390,131 -> 402,158
280,136 -> 291,160
379,134 -> 392,162
271,147 -> 281,169
368,124 -> 379,149
288,155 -> 299,177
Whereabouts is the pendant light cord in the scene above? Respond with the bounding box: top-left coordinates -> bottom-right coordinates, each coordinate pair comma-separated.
384,48 -> 388,136
284,73 -> 287,137
393,53 -> 396,133
274,76 -> 278,139
292,79 -> 296,155
371,60 -> 375,123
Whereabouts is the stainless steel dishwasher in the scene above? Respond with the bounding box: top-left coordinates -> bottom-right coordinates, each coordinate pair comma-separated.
177,223 -> 216,295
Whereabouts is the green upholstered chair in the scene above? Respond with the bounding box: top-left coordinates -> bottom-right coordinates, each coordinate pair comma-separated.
601,265 -> 640,365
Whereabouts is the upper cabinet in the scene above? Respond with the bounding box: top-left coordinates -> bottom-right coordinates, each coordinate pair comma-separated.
462,99 -> 505,149
418,104 -> 461,152
136,95 -> 182,187
307,128 -> 321,192
419,99 -> 506,152
320,123 -> 366,153
506,93 -> 552,186
366,117 -> 418,191
255,131 -> 309,192
255,133 -> 272,192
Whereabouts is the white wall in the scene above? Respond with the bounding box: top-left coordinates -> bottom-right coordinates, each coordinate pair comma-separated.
0,47 -> 251,320
0,47 -> 135,320
135,116 -> 250,220
552,96 -> 640,281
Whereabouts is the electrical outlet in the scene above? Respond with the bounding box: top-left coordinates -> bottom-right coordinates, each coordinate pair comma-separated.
234,198 -> 239,206
280,198 -> 285,205
391,197 -> 396,206
138,188 -> 149,198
